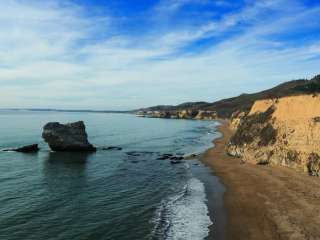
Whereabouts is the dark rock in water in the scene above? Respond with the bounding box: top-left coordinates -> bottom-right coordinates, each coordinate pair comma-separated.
126,151 -> 155,157
2,144 -> 39,153
102,146 -> 122,151
157,154 -> 184,161
163,154 -> 173,157
157,153 -> 172,160
157,156 -> 169,160
170,160 -> 183,164
170,156 -> 184,160
126,151 -> 141,157
15,144 -> 39,153
42,121 -> 96,152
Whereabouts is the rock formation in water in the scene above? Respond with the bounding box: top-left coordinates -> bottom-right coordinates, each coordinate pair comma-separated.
227,94 -> 320,176
3,144 -> 39,153
42,121 -> 96,152
101,146 -> 122,151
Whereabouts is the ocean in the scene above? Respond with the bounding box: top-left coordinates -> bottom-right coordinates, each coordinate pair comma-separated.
0,110 -> 225,240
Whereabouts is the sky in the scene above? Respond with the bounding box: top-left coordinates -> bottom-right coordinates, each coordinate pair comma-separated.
1,0 -> 320,110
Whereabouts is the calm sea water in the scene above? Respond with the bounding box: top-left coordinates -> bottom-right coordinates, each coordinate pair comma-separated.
0,111 -> 224,240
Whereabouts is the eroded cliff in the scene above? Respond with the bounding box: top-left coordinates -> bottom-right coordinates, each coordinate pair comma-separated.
227,95 -> 320,176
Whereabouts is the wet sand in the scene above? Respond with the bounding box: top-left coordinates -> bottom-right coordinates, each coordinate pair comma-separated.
201,120 -> 320,240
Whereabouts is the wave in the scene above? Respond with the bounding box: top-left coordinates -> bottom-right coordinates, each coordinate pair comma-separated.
151,177 -> 212,240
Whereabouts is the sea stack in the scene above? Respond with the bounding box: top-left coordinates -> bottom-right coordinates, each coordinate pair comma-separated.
42,121 -> 96,152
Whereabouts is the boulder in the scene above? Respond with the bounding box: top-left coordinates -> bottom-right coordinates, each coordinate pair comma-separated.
101,146 -> 122,151
3,144 -> 39,153
15,144 -> 39,153
42,121 -> 96,152
157,154 -> 184,160
157,153 -> 173,160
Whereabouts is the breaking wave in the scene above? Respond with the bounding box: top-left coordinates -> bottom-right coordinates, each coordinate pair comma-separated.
152,177 -> 212,240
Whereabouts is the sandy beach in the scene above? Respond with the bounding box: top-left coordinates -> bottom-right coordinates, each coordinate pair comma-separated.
202,120 -> 320,240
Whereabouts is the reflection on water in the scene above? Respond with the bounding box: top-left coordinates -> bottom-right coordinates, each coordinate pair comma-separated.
45,151 -> 91,164
42,152 -> 92,192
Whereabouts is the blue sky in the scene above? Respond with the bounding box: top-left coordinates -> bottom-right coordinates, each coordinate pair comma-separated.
1,0 -> 320,110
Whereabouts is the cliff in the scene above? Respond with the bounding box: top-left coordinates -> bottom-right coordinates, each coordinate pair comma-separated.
137,109 -> 217,120
227,94 -> 320,176
138,75 -> 320,118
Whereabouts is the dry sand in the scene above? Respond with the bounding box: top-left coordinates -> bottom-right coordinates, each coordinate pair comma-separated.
201,120 -> 320,240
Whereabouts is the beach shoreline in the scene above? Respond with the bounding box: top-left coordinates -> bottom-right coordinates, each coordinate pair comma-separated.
201,120 -> 320,240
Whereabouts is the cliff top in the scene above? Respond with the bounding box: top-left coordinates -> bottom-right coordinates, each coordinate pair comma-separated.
249,94 -> 320,121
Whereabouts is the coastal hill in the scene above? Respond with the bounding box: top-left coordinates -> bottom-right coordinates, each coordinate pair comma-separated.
138,74 -> 320,175
137,75 -> 320,119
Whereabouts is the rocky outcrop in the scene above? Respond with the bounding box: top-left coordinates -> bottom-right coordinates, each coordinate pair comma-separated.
194,110 -> 218,120
227,95 -> 320,175
42,121 -> 96,152
137,110 -> 171,118
136,109 -> 217,120
230,110 -> 247,130
177,109 -> 198,119
3,144 -> 39,153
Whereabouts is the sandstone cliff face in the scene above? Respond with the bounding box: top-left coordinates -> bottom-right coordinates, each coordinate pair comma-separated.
230,110 -> 247,130
176,109 -> 198,119
194,110 -> 218,120
227,95 -> 320,176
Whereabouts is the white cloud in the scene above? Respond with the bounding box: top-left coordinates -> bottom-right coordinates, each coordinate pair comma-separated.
0,0 -> 319,109
154,0 -> 209,14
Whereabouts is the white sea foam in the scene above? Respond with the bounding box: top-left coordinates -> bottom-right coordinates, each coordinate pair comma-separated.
152,178 -> 212,240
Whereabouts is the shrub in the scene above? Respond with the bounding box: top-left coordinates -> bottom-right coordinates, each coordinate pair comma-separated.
230,106 -> 275,146
313,117 -> 320,123
294,81 -> 320,93
258,123 -> 277,146
286,150 -> 299,163
307,153 -> 320,176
